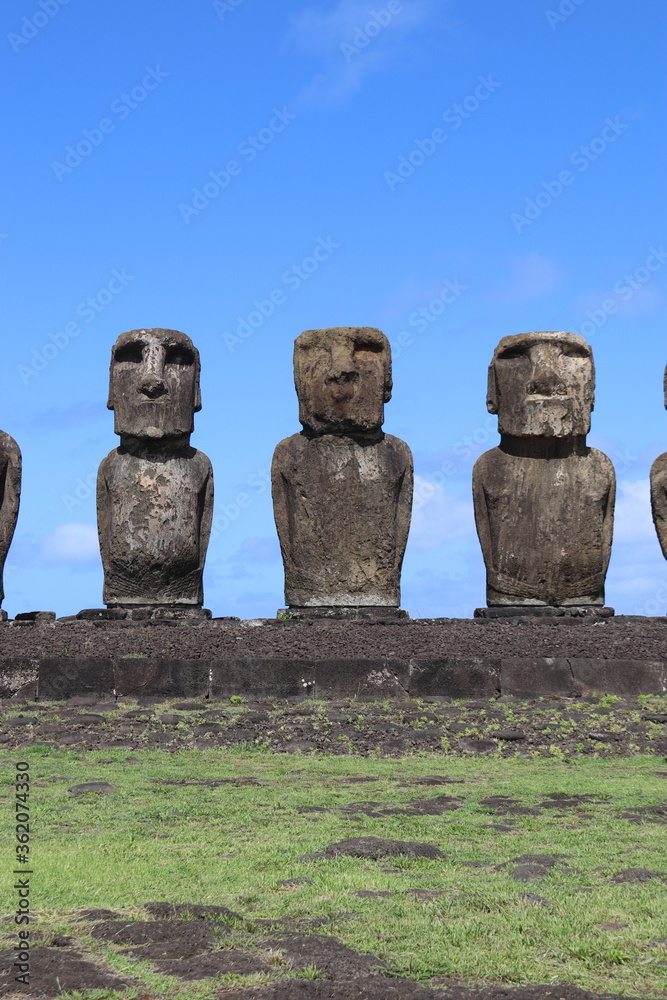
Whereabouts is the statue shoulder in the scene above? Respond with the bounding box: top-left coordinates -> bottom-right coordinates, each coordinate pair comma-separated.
272,433 -> 303,465
0,431 -> 21,464
588,447 -> 616,480
382,434 -> 413,468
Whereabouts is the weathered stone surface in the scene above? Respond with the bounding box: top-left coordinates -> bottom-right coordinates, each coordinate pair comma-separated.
38,657 -> 114,701
0,658 -> 38,699
77,607 -> 211,622
272,328 -> 413,608
14,611 -> 56,622
0,430 -> 20,609
408,658 -> 501,698
97,329 -> 213,608
209,659 -> 314,699
113,658 -> 209,698
475,606 -> 614,619
500,657 -> 580,699
649,364 -> 667,566
473,332 -> 615,607
569,658 -> 667,697
277,607 -> 409,621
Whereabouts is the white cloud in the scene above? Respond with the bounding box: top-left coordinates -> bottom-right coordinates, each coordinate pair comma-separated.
41,523 -> 100,566
613,478 -> 655,544
289,0 -> 436,106
409,475 -> 474,550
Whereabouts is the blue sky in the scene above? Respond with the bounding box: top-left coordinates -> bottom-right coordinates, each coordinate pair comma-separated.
1,0 -> 666,618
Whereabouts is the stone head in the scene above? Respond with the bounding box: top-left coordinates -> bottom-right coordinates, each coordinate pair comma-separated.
107,328 -> 201,439
294,327 -> 392,436
487,331 -> 595,437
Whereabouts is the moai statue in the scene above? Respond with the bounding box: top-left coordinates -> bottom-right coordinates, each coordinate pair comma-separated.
0,431 -> 21,620
94,329 -> 213,620
272,327 -> 413,619
472,331 -> 615,617
650,365 -> 667,564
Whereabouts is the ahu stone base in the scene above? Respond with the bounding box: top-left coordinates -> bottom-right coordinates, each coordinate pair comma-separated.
474,606 -> 615,619
73,607 -> 213,622
277,606 -> 410,621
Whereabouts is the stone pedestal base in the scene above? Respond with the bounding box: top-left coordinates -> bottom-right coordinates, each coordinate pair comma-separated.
14,612 -> 56,623
474,606 -> 615,620
76,607 -> 212,622
277,606 -> 409,622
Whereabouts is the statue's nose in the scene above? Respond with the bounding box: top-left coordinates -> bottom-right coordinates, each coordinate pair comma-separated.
326,347 -> 358,385
138,344 -> 168,398
139,374 -> 167,399
527,348 -> 566,396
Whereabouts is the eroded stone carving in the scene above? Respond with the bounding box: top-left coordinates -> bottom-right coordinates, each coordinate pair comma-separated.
650,365 -> 667,563
0,431 -> 21,615
272,327 -> 413,615
473,331 -> 615,611
97,329 -> 213,612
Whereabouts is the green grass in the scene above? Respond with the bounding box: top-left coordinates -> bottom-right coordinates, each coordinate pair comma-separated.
2,743 -> 667,997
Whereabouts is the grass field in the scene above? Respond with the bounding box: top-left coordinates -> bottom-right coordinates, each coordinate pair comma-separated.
2,735 -> 667,998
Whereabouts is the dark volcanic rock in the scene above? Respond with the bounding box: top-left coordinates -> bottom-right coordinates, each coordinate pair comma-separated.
300,836 -> 445,861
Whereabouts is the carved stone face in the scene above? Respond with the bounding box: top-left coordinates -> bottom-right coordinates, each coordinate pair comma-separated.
108,329 -> 201,439
487,331 -> 594,437
294,327 -> 392,436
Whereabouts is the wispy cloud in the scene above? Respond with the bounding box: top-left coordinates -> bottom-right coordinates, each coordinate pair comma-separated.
613,478 -> 655,544
288,0 -> 436,107
222,536 -> 281,579
41,523 -> 100,567
409,476 -> 474,550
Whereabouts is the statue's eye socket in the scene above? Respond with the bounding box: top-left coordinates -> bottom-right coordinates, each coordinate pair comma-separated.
497,347 -> 527,360
165,346 -> 194,366
562,347 -> 589,359
114,342 -> 143,363
354,340 -> 383,355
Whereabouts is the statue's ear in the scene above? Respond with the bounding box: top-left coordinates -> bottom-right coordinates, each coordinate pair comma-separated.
193,347 -> 202,412
107,350 -> 116,410
663,363 -> 667,411
383,370 -> 393,404
486,360 -> 498,414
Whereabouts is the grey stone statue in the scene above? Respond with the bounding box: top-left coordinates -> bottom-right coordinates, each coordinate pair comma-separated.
0,431 -> 21,617
473,331 -> 615,616
272,327 -> 413,618
96,329 -> 213,616
650,364 -> 667,563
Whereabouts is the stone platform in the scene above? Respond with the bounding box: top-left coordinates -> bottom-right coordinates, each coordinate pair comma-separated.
1,616 -> 666,702
474,606 -> 615,619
